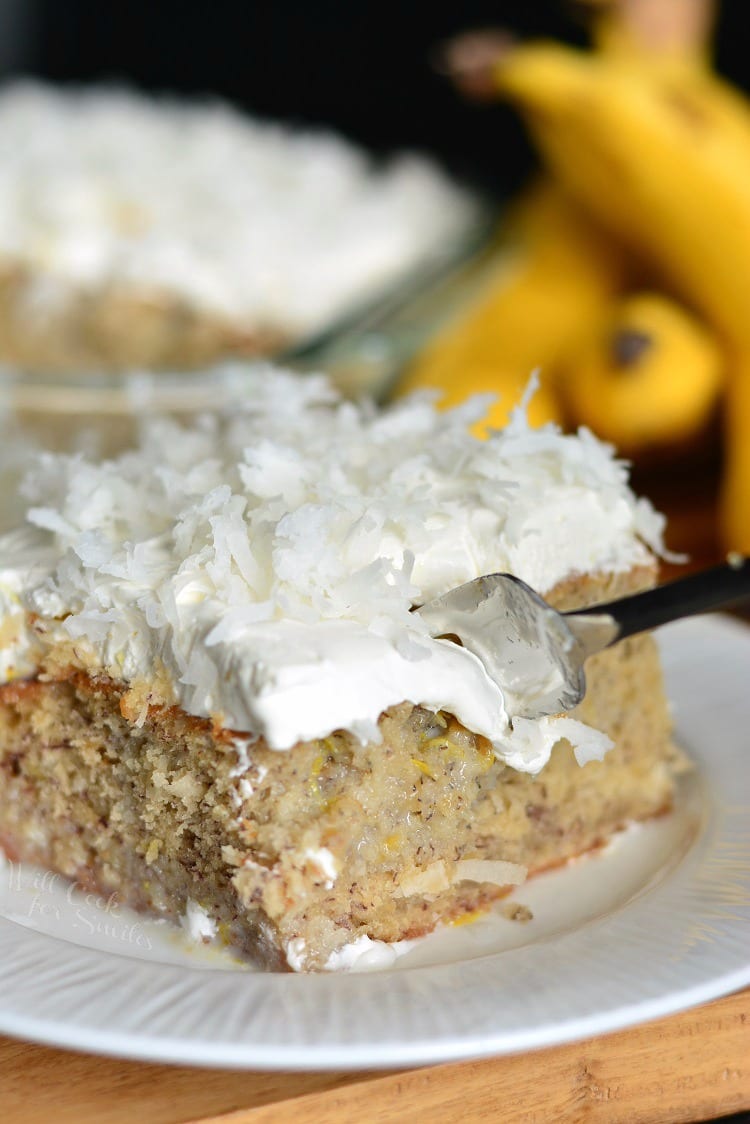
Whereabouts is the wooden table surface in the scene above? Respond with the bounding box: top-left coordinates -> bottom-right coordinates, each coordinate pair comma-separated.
1,988 -> 748,1124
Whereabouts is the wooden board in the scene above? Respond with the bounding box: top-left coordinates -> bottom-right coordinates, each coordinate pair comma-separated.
1,989 -> 748,1124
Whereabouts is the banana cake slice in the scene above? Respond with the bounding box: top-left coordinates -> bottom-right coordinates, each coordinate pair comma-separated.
0,83 -> 476,373
0,368 -> 683,970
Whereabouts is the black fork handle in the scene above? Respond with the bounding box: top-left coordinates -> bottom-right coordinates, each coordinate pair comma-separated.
569,558 -> 750,643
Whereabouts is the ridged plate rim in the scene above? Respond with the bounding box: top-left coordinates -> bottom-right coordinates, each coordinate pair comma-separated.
0,614 -> 748,1069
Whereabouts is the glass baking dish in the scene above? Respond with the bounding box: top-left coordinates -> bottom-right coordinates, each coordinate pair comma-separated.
0,205 -> 501,530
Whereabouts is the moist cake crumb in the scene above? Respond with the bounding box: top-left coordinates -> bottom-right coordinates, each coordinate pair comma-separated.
0,368 -> 685,970
502,902 -> 534,923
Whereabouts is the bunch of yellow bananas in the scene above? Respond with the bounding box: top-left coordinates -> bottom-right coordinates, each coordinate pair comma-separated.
394,1 -> 750,551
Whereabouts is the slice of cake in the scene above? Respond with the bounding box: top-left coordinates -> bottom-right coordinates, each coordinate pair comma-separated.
0,83 -> 476,373
0,369 -> 683,971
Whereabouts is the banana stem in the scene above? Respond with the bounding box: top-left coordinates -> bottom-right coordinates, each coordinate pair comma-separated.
587,0 -> 716,62
435,29 -> 515,101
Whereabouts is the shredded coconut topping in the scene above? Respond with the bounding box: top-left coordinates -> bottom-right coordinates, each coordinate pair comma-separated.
0,82 -> 477,337
0,367 -> 666,771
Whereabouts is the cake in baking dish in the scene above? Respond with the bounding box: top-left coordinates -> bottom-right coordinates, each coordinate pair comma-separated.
0,83 -> 476,373
0,369 -> 683,971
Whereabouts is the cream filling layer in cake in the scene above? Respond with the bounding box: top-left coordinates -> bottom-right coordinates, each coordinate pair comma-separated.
0,368 -> 666,775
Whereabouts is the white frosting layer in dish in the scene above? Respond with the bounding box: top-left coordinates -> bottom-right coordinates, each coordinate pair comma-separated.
0,368 -> 667,773
0,83 -> 477,337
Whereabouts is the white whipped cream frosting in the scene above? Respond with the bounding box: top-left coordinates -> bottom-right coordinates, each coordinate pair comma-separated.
181,899 -> 218,943
0,368 -> 667,773
0,82 -> 476,337
322,934 -> 419,972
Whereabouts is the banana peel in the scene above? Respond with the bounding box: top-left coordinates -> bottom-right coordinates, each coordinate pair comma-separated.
491,39 -> 750,550
563,292 -> 723,451
394,185 -> 623,434
721,355 -> 750,550
402,9 -> 748,548
493,43 -> 750,343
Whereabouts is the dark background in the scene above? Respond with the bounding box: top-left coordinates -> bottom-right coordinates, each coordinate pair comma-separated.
2,1 -> 749,198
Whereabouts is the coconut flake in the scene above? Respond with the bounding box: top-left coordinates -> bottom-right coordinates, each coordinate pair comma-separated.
285,937 -> 308,972
395,861 -> 450,898
453,859 -> 527,887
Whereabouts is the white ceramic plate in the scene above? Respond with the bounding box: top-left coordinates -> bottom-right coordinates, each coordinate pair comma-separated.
1,615 -> 749,1070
